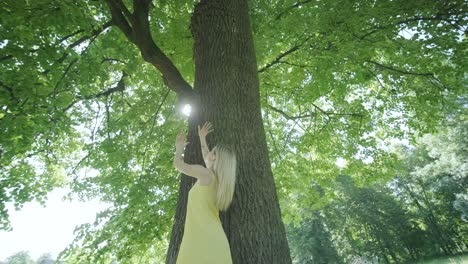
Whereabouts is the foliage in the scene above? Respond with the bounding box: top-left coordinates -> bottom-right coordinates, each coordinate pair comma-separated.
287,118 -> 467,263
4,251 -> 34,264
0,0 -> 466,262
35,254 -> 54,264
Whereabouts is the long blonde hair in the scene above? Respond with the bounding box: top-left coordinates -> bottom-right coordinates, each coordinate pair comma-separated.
212,144 -> 237,211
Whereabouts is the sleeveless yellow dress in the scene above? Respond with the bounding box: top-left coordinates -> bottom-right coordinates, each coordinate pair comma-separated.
176,175 -> 233,264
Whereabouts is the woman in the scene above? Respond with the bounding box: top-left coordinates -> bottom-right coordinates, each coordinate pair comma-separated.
174,122 -> 236,264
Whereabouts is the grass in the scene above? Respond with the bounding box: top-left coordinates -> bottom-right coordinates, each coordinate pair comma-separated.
414,254 -> 468,264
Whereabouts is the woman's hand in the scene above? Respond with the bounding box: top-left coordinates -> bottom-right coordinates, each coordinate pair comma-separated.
198,122 -> 214,139
175,133 -> 189,151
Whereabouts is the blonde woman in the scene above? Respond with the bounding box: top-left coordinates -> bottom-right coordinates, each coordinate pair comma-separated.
174,122 -> 237,264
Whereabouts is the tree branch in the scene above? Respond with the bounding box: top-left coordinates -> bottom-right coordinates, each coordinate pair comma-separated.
259,34 -> 313,73
63,72 -> 128,112
68,21 -> 113,49
275,0 -> 313,21
116,0 -> 134,23
268,104 -> 313,120
0,55 -> 13,62
141,88 -> 170,169
52,58 -> 78,97
0,80 -> 17,101
105,0 -> 192,95
44,21 -> 112,75
366,68 -> 385,89
359,13 -> 466,39
101,57 -> 127,65
258,45 -> 301,73
367,60 -> 435,77
106,0 -> 134,41
268,103 -> 362,135
59,29 -> 85,42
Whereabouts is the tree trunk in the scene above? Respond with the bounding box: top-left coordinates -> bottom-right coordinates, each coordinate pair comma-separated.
166,1 -> 292,263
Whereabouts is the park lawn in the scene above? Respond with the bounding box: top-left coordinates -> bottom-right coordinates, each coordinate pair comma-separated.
415,254 -> 468,264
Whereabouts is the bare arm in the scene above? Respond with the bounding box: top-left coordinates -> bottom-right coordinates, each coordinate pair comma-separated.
200,136 -> 210,161
198,122 -> 213,162
174,133 -> 211,181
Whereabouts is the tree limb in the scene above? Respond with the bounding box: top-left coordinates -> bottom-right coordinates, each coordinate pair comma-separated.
275,0 -> 313,21
141,88 -> 170,169
0,55 -> 13,62
101,58 -> 127,64
59,29 -> 85,42
268,104 -> 313,120
105,0 -> 193,95
44,21 -> 112,74
106,0 -> 134,41
367,60 -> 435,77
359,13 -> 466,39
258,45 -> 301,73
68,21 -> 113,49
259,34 -> 313,73
63,72 -> 128,112
0,80 -> 17,101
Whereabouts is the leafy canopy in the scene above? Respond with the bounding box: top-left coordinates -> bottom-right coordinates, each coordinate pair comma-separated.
0,0 -> 466,262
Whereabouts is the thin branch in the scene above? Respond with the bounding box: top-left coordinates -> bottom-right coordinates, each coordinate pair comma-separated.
2,21 -> 111,65
311,103 -> 330,118
258,45 -> 301,73
268,102 -> 363,136
105,97 -> 111,139
71,153 -> 91,177
367,60 -> 435,77
134,89 -> 170,135
68,21 -> 113,50
142,89 -> 171,169
268,104 -> 313,120
44,21 -> 112,75
359,12 -> 466,39
63,72 -> 128,112
0,80 -> 17,101
275,0 -> 313,21
101,58 -> 127,64
264,103 -> 282,162
259,34 -> 313,73
59,29 -> 85,42
94,73 -> 127,97
367,68 -> 386,89
93,101 -> 102,143
278,60 -> 310,68
0,55 -> 13,62
52,58 -> 78,97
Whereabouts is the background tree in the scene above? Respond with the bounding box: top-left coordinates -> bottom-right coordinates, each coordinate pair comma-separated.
391,116 -> 467,256
35,254 -> 55,264
286,115 -> 467,263
286,210 -> 342,264
0,0 -> 466,263
4,251 -> 34,264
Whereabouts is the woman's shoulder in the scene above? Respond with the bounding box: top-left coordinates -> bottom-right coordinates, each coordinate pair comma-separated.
197,169 -> 216,187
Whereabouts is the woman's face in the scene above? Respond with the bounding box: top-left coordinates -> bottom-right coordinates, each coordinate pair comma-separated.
205,148 -> 216,169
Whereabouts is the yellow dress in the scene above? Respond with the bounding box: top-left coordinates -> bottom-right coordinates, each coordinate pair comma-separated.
176,175 -> 233,264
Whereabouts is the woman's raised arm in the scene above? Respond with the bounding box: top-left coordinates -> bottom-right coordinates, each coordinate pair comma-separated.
198,122 -> 213,162
173,133 -> 212,182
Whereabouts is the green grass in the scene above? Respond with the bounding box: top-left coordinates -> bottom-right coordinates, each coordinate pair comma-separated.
414,254 -> 468,264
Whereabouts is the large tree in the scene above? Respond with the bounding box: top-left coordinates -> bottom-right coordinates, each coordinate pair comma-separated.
0,0 -> 466,263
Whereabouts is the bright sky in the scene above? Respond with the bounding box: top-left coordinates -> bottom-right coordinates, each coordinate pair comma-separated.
0,188 -> 109,261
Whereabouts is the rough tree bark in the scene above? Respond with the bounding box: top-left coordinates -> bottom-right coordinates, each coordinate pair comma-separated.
105,0 -> 292,263
166,1 -> 292,263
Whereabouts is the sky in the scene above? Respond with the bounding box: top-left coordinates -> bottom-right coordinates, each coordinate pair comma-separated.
0,188 -> 109,261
